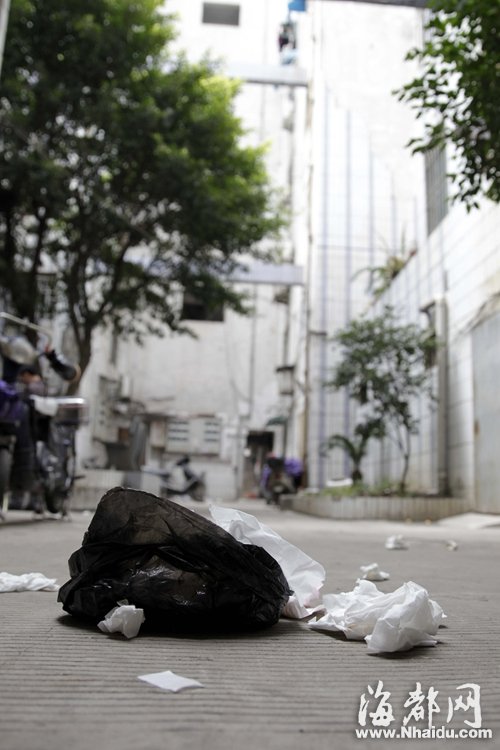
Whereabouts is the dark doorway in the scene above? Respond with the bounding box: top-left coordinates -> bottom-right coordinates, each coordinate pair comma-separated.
242,430 -> 274,496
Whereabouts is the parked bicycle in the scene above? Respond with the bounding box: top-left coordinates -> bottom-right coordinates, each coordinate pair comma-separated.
0,312 -> 86,519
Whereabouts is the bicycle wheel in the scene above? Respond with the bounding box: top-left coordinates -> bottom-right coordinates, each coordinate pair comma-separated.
44,445 -> 75,515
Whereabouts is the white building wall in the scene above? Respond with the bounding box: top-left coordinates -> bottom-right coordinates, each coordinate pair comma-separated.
360,196 -> 500,507
434,200 -> 500,507
297,1 -> 428,488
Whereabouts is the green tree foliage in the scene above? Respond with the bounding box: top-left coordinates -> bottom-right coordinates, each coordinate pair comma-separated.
323,418 -> 385,483
326,307 -> 436,492
396,0 -> 500,208
0,0 -> 283,377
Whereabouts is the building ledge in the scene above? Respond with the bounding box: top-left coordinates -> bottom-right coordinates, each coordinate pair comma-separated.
226,62 -> 308,88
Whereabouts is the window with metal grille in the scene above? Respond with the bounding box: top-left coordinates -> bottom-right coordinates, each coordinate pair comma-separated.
202,418 -> 221,452
181,292 -> 224,322
166,419 -> 190,452
165,416 -> 221,455
202,3 -> 240,26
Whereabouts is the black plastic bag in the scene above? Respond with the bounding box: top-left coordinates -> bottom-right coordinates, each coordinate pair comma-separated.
58,487 -> 292,632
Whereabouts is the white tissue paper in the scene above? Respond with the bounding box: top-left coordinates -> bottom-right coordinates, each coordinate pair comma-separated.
209,505 -> 325,618
360,562 -> 390,581
97,600 -> 145,639
385,534 -> 408,550
0,571 -> 59,592
309,579 -> 445,654
138,670 -> 204,692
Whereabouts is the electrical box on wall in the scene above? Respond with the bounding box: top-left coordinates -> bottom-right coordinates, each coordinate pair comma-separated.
92,375 -> 121,443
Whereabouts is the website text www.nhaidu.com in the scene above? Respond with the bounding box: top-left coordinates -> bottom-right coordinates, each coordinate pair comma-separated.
355,725 -> 493,740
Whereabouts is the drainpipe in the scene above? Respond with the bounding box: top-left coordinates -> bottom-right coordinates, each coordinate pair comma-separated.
302,62 -> 315,490
435,298 -> 449,495
316,86 -> 331,489
343,109 -> 353,477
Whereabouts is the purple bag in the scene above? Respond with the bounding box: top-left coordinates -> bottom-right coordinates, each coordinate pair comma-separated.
0,380 -> 23,422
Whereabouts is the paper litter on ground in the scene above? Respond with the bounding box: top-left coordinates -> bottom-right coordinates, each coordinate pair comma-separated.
0,571 -> 59,592
385,534 -> 408,550
97,600 -> 145,639
210,505 -> 325,618
138,670 -> 204,692
309,579 -> 445,654
359,562 -> 390,581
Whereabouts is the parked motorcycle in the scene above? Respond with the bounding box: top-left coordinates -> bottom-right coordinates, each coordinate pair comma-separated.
142,455 -> 206,502
0,312 -> 86,519
0,378 -> 23,514
261,455 -> 296,506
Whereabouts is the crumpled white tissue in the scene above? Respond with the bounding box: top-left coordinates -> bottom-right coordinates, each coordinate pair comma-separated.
210,505 -> 325,618
385,534 -> 408,550
138,670 -> 204,692
0,571 -> 59,592
360,562 -> 390,581
97,600 -> 145,639
309,579 -> 445,654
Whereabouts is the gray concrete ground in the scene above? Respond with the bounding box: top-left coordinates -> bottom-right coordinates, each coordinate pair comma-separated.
1,498 -> 499,750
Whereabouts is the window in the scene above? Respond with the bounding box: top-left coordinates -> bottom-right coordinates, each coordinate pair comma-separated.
202,418 -> 221,452
165,416 -> 222,455
166,419 -> 190,452
425,146 -> 448,235
202,3 -> 240,26
181,292 -> 224,322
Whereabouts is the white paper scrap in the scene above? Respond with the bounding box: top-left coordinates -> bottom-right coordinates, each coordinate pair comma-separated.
359,563 -> 390,581
385,535 -> 408,550
138,670 -> 204,693
0,571 -> 59,592
309,579 -> 445,654
209,505 -> 325,619
98,600 -> 145,639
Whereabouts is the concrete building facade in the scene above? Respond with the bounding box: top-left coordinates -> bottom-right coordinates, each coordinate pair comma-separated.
295,1 -> 500,511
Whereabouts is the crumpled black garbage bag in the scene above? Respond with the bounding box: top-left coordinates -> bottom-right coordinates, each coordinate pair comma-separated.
58,487 -> 292,632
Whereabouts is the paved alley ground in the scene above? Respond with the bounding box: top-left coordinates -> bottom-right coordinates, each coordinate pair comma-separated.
1,497 -> 499,750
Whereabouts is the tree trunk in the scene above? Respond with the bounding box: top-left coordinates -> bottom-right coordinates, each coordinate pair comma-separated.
67,327 -> 93,396
398,429 -> 411,494
352,467 -> 363,483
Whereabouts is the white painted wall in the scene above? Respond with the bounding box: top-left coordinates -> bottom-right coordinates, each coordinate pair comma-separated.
366,197 -> 500,508
299,1 -> 428,488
